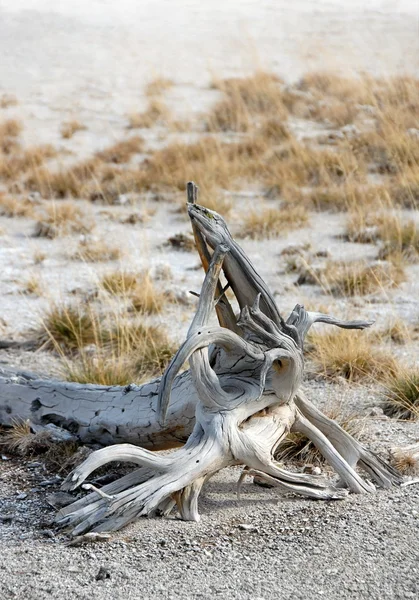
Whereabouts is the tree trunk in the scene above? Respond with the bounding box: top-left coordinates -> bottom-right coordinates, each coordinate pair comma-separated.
0,368 -> 196,449
0,183 -> 405,536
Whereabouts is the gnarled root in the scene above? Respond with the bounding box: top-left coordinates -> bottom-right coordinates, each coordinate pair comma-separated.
294,393 -> 403,489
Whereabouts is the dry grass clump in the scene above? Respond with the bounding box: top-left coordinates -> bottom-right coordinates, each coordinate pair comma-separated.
0,118 -> 22,139
390,444 -> 419,475
101,270 -> 166,315
34,201 -> 91,238
308,329 -> 398,382
26,158 -> 100,199
0,94 -> 18,109
238,204 -> 308,240
276,405 -> 364,464
0,420 -> 50,455
22,275 -> 43,296
166,232 -> 196,252
0,193 -> 35,218
96,136 -> 144,164
39,302 -> 176,386
321,260 -> 405,296
0,419 -> 79,460
65,322 -> 175,385
145,77 -> 173,97
39,303 -> 98,351
72,237 -> 122,262
376,318 -> 411,345
308,183 -> 388,213
377,217 -> 419,262
0,419 -> 81,471
130,272 -> 166,314
346,210 -> 419,261
61,119 -> 86,139
381,370 -> 419,420
297,72 -> 374,104
101,271 -> 139,295
128,100 -> 171,129
265,140 -> 364,193
139,137 -> 237,204
391,170 -> 419,208
0,144 -> 57,179
207,72 -> 287,132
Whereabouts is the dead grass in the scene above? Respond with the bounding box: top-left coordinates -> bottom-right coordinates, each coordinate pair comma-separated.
321,260 -> 405,296
39,303 -> 98,351
208,72 -> 287,132
101,270 -> 166,314
381,370 -> 419,420
127,100 -> 171,129
391,170 -> 419,208
377,217 -> 419,262
0,94 -> 18,109
101,271 -> 139,295
0,144 -> 57,179
0,118 -> 22,139
34,201 -> 91,238
308,329 -> 399,382
26,158 -> 100,199
22,275 -> 43,296
0,419 -> 80,470
166,232 -> 196,252
61,119 -> 86,139
291,182 -> 389,213
39,300 -> 176,385
130,272 -> 166,314
238,204 -> 308,240
0,194 -> 35,218
96,136 -> 144,163
145,77 -> 173,97
376,318 -> 411,345
276,405 -> 364,464
72,238 -> 123,262
265,140 -> 364,193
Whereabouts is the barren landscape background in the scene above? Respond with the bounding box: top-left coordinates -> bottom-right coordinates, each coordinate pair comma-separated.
0,1 -> 418,599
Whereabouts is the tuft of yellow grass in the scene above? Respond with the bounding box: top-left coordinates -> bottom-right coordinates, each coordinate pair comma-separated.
72,237 -> 123,262
22,275 -> 43,296
308,330 -> 399,382
321,259 -> 405,296
0,144 -> 57,179
145,77 -> 173,97
130,272 -> 166,314
238,204 -> 308,240
127,99 -> 171,129
101,271 -> 139,295
101,270 -> 166,315
96,136 -> 144,164
0,194 -> 35,218
25,158 -> 100,199
0,94 -> 18,109
0,118 -> 22,139
39,302 -> 98,352
38,299 -> 175,385
60,119 -> 86,139
34,201 -> 91,238
381,369 -> 419,420
208,72 -> 287,132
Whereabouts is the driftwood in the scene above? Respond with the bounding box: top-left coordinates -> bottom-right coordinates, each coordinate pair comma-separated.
0,183 -> 404,535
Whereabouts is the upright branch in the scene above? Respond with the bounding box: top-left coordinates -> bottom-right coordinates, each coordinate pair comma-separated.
55,185 -> 403,537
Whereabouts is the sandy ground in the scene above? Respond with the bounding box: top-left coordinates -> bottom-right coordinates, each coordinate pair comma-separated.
1,2 -> 419,599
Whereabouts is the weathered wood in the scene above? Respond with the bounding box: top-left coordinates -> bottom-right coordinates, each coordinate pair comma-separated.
0,184 -> 406,537
0,367 -> 196,449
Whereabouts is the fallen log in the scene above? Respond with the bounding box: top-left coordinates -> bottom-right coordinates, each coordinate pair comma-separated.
0,182 -> 404,535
